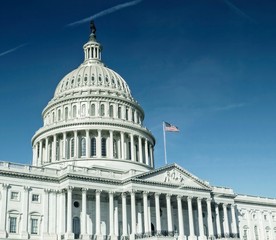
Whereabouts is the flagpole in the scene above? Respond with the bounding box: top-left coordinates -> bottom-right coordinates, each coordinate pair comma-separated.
163,122 -> 168,165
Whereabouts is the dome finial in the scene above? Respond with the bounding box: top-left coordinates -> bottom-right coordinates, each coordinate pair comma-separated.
90,20 -> 96,39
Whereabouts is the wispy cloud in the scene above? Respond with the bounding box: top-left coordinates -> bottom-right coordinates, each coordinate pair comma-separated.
212,102 -> 248,112
67,0 -> 143,27
0,43 -> 27,57
222,0 -> 256,23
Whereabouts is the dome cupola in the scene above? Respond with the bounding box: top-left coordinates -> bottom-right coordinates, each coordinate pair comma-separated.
32,21 -> 155,173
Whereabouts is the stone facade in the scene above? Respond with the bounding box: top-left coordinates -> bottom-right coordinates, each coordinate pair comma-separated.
0,23 -> 275,240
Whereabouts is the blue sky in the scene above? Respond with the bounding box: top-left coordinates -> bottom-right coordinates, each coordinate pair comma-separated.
0,0 -> 276,197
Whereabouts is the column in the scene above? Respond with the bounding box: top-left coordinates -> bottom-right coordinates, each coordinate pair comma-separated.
223,203 -> 229,237
109,191 -> 115,238
81,188 -> 89,239
137,202 -> 143,236
109,130 -> 114,158
231,204 -> 238,237
177,195 -> 185,240
166,194 -> 173,236
197,198 -> 205,239
86,130 -> 90,158
58,190 -> 66,236
39,140 -> 43,165
63,132 -> 66,159
130,134 -> 134,161
147,198 -> 151,235
138,136 -> 143,163
97,130 -> 102,158
52,134 -> 57,162
74,131 -> 78,158
130,190 -> 137,237
33,144 -> 37,166
150,145 -> 154,167
206,199 -> 214,238
45,137 -> 49,163
145,140 -> 149,165
95,190 -> 102,236
187,197 -> 195,239
114,199 -> 119,237
155,193 -> 161,235
0,184 -> 9,238
50,190 -> 58,236
66,187 -> 74,239
143,192 -> 149,236
120,132 -> 125,159
43,189 -> 50,236
215,203 -> 221,238
122,192 -> 127,237
21,186 -> 30,238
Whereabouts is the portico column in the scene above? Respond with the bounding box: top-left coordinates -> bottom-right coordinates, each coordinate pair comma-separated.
130,134 -> 134,161
231,204 -> 238,237
45,137 -> 49,163
187,196 -> 195,239
155,193 -> 161,235
177,195 -> 185,240
74,131 -> 78,158
59,190 -> 66,236
215,203 -> 221,238
137,201 -> 143,235
66,186 -> 74,239
109,130 -> 114,158
138,136 -> 143,163
197,198 -> 205,240
97,130 -> 102,158
145,140 -> 149,165
109,191 -> 115,238
122,192 -> 128,237
130,190 -> 137,237
95,190 -> 102,236
63,132 -> 66,159
120,132 -> 125,159
43,189 -> 50,236
52,134 -> 56,162
114,199 -> 119,237
86,130 -> 90,158
206,199 -> 214,238
147,198 -> 151,234
166,194 -> 173,236
223,203 -> 230,237
21,186 -> 30,238
0,184 -> 9,238
81,188 -> 89,239
143,192 -> 149,236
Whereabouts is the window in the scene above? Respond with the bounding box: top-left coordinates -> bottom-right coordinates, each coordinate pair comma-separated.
91,137 -> 96,157
254,226 -> 259,240
81,104 -> 86,117
58,109 -> 61,121
118,106 -> 121,119
11,191 -> 19,201
132,110 -> 135,122
65,107 -> 68,121
243,229 -> 248,240
56,141 -> 60,161
9,217 -> 17,233
52,112 -> 55,123
128,141 -> 131,160
113,139 -> 118,158
72,105 -> 77,118
100,104 -> 105,117
91,104 -> 95,116
126,108 -> 129,120
70,138 -> 75,158
109,105 -> 114,118
32,194 -> 40,202
81,138 -> 86,157
101,138 -> 107,157
31,219 -> 38,234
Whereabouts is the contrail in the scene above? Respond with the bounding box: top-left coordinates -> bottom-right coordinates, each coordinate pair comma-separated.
0,43 -> 27,57
67,0 -> 143,27
222,0 -> 256,23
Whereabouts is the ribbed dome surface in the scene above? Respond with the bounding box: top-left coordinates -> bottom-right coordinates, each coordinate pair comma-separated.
54,63 -> 132,100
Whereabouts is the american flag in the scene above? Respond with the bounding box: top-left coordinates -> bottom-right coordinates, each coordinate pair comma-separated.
164,122 -> 179,132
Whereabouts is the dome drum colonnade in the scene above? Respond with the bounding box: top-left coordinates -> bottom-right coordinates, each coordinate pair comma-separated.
32,22 -> 155,170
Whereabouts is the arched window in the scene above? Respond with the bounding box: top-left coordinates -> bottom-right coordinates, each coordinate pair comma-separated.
58,109 -> 61,121
70,138 -> 75,158
81,104 -> 86,117
254,226 -> 259,240
52,112 -> 55,123
49,144 -> 52,162
128,141 -> 131,160
101,138 -> 107,157
132,110 -> 135,122
72,105 -> 77,118
118,106 -> 121,119
91,104 -> 95,116
113,139 -> 118,158
125,108 -> 129,120
109,105 -> 114,118
100,104 -> 105,117
56,141 -> 60,161
91,137 -> 96,157
65,107 -> 68,121
81,138 -> 86,157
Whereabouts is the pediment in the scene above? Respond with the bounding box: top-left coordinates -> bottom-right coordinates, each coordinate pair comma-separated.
135,164 -> 211,190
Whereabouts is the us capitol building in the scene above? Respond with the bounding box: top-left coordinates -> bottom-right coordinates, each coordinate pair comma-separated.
0,22 -> 275,240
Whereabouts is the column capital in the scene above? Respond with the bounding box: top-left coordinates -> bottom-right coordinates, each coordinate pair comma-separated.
2,183 -> 10,189
222,202 -> 229,208
23,186 -> 31,191
177,195 -> 183,200
82,188 -> 88,193
155,192 -> 160,197
197,197 -> 202,202
129,189 -> 137,194
96,189 -> 102,194
121,192 -> 127,197
109,190 -> 116,195
187,196 -> 193,201
44,188 -> 51,193
143,191 -> 149,196
166,193 -> 172,198
206,198 -> 212,203
67,186 -> 74,192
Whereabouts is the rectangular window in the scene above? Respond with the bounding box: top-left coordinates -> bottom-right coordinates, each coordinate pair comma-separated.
31,219 -> 38,234
11,191 -> 19,200
9,217 -> 17,233
32,194 -> 40,202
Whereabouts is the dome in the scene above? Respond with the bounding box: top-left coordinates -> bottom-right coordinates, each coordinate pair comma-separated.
32,21 -> 155,172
